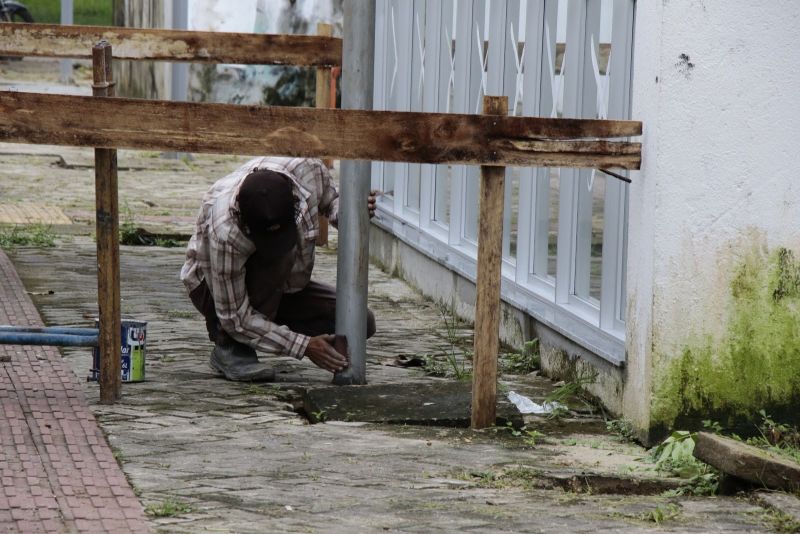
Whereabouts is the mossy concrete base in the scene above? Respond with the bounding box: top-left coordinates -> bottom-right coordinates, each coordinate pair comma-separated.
302,381 -> 523,427
651,245 -> 800,438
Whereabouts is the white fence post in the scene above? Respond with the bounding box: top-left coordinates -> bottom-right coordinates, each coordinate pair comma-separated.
556,0 -> 601,306
599,0 -> 635,330
451,0 -> 486,247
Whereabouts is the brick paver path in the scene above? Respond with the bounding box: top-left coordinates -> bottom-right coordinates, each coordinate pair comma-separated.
0,249 -> 150,533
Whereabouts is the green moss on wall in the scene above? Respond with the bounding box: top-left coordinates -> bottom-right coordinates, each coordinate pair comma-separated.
652,246 -> 800,427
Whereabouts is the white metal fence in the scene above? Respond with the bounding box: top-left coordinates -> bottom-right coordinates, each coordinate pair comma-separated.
371,0 -> 635,365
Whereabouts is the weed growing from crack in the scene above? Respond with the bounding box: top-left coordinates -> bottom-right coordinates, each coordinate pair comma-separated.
111,446 -> 124,465
746,410 -> 800,464
651,431 -> 719,496
0,224 -> 56,248
761,509 -> 800,533
493,422 -> 545,447
640,504 -> 681,525
422,307 -> 473,381
541,368 -> 599,419
606,419 -> 637,443
702,419 -> 724,434
145,498 -> 193,518
311,410 -> 327,423
501,339 -> 540,375
244,384 -> 270,396
458,466 -> 543,490
651,431 -> 702,477
119,204 -> 182,247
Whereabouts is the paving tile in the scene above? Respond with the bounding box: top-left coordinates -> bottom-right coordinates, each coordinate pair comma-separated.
0,250 -> 150,532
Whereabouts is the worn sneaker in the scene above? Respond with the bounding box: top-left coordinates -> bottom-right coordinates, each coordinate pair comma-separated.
209,341 -> 275,382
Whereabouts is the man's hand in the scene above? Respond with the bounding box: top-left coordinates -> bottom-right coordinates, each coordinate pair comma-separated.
304,334 -> 349,373
368,190 -> 380,219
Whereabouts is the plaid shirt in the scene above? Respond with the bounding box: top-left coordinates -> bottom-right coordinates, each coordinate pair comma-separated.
180,157 -> 339,359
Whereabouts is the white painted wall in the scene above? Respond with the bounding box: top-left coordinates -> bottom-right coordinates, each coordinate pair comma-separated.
183,0 -> 340,104
188,0 -> 336,34
188,0 -> 258,32
625,0 -> 800,433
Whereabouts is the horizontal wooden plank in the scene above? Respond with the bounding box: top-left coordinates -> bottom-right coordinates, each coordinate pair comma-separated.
0,92 -> 642,169
0,23 -> 341,66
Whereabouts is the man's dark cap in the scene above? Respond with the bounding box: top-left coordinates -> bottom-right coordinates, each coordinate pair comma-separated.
238,169 -> 298,255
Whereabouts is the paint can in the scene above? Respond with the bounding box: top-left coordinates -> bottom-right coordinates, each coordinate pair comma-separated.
88,319 -> 147,382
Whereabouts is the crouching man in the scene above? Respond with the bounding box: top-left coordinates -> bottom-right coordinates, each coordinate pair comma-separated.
180,156 -> 377,381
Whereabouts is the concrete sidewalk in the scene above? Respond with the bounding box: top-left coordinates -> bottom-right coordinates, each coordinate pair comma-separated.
4,232 -> 772,533
0,128 -> 781,531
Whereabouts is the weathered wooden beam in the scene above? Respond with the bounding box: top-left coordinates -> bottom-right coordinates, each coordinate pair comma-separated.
0,22 -> 342,66
694,432 -> 800,492
471,96 -> 507,430
91,41 -> 122,404
0,92 -> 642,169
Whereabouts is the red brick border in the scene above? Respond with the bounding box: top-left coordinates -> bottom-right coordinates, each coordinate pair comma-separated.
0,249 -> 150,533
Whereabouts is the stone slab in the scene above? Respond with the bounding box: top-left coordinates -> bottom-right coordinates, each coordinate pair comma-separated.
694,432 -> 800,491
302,380 -> 523,427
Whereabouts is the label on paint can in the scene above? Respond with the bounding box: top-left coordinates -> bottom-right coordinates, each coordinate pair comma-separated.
88,319 -> 147,383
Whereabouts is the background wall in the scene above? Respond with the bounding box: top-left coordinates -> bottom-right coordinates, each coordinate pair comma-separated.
187,0 -> 342,105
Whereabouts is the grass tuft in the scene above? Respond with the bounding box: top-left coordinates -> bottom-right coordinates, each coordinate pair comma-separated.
421,307 -> 473,381
501,339 -> 540,375
22,0 -> 112,25
144,498 -> 192,518
0,224 -> 56,248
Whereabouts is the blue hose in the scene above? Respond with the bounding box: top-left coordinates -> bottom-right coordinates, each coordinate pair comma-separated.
0,326 -> 99,336
0,330 -> 99,347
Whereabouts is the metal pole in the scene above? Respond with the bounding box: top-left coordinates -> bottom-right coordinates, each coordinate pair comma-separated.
59,0 -> 73,84
333,0 -> 375,386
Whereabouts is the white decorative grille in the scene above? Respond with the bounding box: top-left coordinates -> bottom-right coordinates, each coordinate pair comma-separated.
371,0 -> 635,364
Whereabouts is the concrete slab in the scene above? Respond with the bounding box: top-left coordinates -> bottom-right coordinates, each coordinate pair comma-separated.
304,381 -> 530,427
694,432 -> 800,491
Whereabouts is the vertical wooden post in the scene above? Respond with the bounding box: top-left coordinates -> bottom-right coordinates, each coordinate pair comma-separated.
92,40 -> 122,404
471,95 -> 508,429
315,22 -> 333,247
